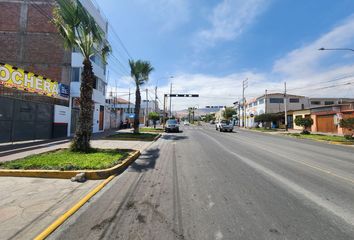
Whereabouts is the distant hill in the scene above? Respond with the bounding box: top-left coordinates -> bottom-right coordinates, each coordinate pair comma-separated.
174,108 -> 220,117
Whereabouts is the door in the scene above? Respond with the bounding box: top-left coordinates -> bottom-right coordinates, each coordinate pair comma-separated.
317,115 -> 336,133
99,105 -> 104,131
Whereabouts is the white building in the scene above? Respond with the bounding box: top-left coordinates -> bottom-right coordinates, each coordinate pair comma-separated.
239,93 -> 309,128
68,0 -> 109,136
238,93 -> 354,128
106,97 -> 135,123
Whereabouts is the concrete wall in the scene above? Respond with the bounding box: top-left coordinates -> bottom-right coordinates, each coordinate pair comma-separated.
292,109 -> 311,130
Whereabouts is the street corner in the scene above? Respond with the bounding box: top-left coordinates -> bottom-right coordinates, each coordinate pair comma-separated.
0,176 -> 104,240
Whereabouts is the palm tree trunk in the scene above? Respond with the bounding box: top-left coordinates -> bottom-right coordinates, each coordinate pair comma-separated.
71,58 -> 94,152
134,85 -> 141,134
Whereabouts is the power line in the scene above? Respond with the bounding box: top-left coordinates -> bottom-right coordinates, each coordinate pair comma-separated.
108,23 -> 133,60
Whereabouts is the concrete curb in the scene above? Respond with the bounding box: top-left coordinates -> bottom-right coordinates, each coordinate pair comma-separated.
0,150 -> 140,180
34,174 -> 116,240
105,133 -> 162,142
153,133 -> 162,141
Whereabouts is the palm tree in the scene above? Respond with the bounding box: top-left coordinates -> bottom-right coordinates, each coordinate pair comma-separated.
53,0 -> 111,152
129,60 -> 154,134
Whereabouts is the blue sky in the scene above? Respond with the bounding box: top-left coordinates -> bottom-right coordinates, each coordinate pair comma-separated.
96,0 -> 354,110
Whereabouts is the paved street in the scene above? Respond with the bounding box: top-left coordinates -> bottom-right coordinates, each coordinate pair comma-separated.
50,125 -> 354,240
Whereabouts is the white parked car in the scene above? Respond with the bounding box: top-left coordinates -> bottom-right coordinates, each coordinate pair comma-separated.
216,120 -> 234,132
183,121 -> 190,126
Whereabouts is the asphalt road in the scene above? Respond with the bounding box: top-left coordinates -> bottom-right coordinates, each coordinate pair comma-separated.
50,125 -> 354,240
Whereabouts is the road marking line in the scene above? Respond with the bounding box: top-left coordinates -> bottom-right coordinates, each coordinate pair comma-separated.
200,131 -> 354,227
203,128 -> 354,185
34,175 -> 116,240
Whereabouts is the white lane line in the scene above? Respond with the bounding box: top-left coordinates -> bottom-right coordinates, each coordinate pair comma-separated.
200,131 -> 354,227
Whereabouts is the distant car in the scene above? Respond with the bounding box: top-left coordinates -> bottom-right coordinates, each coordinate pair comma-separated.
165,119 -> 180,132
209,120 -> 215,124
216,120 -> 234,132
183,121 -> 190,126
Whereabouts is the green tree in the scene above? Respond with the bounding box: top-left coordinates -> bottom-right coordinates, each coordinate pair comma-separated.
339,118 -> 354,129
255,113 -> 283,123
148,112 -> 160,128
53,0 -> 111,152
129,60 -> 154,134
294,117 -> 313,134
223,107 -> 236,120
204,113 -> 216,122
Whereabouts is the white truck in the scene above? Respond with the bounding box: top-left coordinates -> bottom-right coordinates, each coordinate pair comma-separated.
215,120 -> 234,132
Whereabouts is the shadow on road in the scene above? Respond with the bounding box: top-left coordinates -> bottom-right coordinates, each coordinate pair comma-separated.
161,134 -> 188,141
130,148 -> 160,172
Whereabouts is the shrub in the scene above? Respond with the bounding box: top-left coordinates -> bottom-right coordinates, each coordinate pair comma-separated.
339,118 -> 354,129
255,113 -> 283,123
344,134 -> 354,140
294,117 -> 313,134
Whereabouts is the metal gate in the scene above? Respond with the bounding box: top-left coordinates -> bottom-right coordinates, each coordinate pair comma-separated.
0,97 -> 53,143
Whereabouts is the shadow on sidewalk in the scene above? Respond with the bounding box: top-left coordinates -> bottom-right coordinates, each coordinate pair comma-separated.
129,148 -> 160,172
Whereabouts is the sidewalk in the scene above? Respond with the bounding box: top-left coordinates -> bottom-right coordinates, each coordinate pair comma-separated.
0,130 -> 157,240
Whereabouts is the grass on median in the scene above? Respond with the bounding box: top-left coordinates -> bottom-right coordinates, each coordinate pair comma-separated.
106,132 -> 159,141
286,133 -> 354,144
0,148 -> 129,170
139,127 -> 164,133
249,127 -> 278,132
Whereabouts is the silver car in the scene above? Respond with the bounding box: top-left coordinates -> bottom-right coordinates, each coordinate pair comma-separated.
165,119 -> 180,132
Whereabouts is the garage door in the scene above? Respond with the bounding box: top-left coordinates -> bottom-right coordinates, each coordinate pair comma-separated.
0,97 -> 53,143
317,115 -> 336,133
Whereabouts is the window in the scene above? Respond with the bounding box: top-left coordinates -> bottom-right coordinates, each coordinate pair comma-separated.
254,102 -> 258,106
311,101 -> 321,105
71,67 -> 80,82
289,98 -> 299,103
324,101 -> 334,105
269,98 -> 284,103
258,99 -> 264,104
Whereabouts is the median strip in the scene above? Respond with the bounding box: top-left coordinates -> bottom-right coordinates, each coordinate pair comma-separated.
0,149 -> 140,179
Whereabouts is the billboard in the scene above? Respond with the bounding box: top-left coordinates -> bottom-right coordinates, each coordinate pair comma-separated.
0,63 -> 68,99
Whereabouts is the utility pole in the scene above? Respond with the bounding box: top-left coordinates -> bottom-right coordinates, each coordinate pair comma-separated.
163,94 -> 166,127
145,88 -> 149,126
242,78 -> 248,127
128,88 -> 131,114
155,86 -> 157,112
284,82 -> 288,131
169,83 -> 172,117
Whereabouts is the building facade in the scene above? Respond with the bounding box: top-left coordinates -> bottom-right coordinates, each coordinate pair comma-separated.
0,0 -> 110,143
0,0 -> 71,143
69,0 -> 109,135
239,93 -> 309,128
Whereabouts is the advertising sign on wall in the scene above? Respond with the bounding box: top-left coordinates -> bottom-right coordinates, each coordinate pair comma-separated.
0,63 -> 69,99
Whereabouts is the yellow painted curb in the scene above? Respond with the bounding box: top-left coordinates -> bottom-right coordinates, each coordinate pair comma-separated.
0,150 -> 140,180
34,174 -> 116,240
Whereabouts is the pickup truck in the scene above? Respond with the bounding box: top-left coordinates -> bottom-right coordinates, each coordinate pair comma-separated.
216,120 -> 234,132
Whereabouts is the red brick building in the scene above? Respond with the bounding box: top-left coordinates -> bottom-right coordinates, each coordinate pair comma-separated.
0,0 -> 71,84
0,0 -> 71,143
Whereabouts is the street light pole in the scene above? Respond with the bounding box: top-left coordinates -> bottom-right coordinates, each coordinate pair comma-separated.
169,82 -> 172,118
318,47 -> 354,52
284,82 -> 288,131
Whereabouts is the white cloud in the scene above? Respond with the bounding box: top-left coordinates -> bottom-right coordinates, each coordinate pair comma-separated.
136,0 -> 190,32
273,15 -> 354,77
107,15 -> 354,111
197,0 -> 269,45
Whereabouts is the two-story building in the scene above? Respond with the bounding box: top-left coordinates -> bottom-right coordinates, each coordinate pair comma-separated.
240,93 -> 309,128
